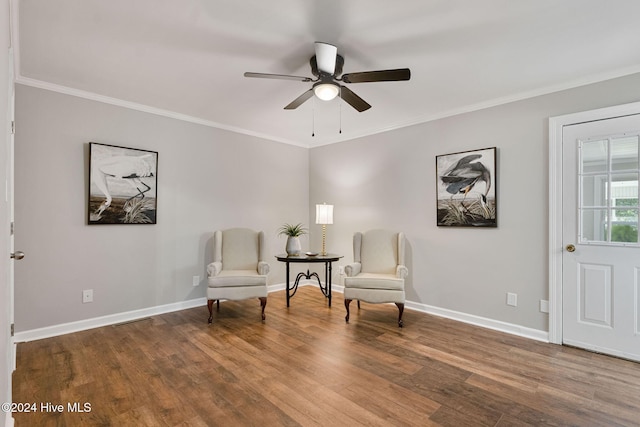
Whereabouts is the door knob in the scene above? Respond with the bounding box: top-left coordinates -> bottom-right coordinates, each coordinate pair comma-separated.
565,244 -> 576,253
10,251 -> 25,260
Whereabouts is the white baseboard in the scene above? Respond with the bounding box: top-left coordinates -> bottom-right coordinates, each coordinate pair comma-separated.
13,298 -> 208,343
266,282 -> 287,293
295,282 -> 548,343
13,282 -> 548,344
4,411 -> 14,427
404,300 -> 549,342
13,283 -> 306,342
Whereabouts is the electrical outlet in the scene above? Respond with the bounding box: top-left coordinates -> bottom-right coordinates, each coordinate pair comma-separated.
540,299 -> 549,313
192,275 -> 200,287
82,289 -> 93,303
338,266 -> 345,275
506,292 -> 517,307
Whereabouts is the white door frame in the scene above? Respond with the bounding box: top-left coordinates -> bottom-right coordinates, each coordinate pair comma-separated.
548,101 -> 640,344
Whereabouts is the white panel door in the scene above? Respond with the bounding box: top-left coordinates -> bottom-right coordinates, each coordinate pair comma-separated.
562,114 -> 640,361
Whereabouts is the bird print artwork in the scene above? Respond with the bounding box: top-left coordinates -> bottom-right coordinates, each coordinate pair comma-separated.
436,147 -> 496,227
88,143 -> 158,224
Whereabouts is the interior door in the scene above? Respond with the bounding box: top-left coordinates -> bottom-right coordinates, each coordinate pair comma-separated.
7,50 -> 17,371
562,114 -> 640,361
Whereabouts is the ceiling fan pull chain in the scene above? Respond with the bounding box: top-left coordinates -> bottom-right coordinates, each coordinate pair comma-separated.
339,87 -> 342,134
312,96 -> 315,137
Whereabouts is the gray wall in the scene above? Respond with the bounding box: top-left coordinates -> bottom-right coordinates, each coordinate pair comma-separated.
13,73 -> 640,335
14,85 -> 309,332
309,73 -> 640,332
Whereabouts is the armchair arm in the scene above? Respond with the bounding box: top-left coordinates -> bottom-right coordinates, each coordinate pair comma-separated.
207,261 -> 222,277
258,261 -> 270,276
344,262 -> 361,277
396,265 -> 408,279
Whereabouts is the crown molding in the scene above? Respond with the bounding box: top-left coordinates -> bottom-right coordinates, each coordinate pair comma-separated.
15,63 -> 640,150
14,75 -> 310,148
309,64 -> 640,147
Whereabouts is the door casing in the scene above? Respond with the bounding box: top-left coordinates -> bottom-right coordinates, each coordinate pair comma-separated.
549,101 -> 640,344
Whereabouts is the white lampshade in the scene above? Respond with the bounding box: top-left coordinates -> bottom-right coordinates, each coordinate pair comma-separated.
313,83 -> 339,101
315,204 -> 334,225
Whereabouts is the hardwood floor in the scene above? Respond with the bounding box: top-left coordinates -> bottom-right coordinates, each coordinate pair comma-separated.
12,286 -> 640,426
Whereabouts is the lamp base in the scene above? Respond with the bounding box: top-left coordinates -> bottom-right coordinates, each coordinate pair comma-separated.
321,224 -> 327,255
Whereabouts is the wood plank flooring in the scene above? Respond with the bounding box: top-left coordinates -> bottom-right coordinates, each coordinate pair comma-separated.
12,286 -> 640,426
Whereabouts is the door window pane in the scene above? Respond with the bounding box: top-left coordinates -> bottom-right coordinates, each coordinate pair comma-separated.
578,134 -> 640,245
581,209 -> 607,242
611,206 -> 638,243
581,175 -> 608,207
611,175 -> 638,199
581,139 -> 608,173
611,135 -> 639,171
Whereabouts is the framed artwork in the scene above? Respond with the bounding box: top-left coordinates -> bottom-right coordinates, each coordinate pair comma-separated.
436,147 -> 497,227
88,142 -> 158,224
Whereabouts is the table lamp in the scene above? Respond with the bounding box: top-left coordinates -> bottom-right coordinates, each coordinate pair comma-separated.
315,203 -> 334,255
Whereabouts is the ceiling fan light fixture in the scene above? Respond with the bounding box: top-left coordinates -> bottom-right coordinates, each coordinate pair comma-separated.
313,82 -> 339,101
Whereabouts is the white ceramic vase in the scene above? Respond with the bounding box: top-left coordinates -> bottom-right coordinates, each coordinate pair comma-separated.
286,236 -> 302,256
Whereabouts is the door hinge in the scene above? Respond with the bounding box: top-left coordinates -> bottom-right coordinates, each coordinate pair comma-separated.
10,221 -> 14,236
10,323 -> 14,337
11,121 -> 15,135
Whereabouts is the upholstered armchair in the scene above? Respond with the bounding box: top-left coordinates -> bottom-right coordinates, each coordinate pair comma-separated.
206,228 -> 270,323
344,230 -> 408,327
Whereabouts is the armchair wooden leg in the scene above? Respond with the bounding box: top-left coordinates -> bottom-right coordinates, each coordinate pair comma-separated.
207,299 -> 214,324
259,297 -> 267,321
216,299 -> 220,311
396,303 -> 405,327
345,299 -> 352,323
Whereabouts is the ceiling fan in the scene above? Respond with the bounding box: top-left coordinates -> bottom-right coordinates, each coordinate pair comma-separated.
244,42 -> 411,112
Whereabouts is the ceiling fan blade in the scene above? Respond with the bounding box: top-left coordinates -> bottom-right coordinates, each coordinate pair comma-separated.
244,72 -> 312,82
284,89 -> 314,110
314,42 -> 337,75
339,86 -> 371,112
341,68 -> 411,83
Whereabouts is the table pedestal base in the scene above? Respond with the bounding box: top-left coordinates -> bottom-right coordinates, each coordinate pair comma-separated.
292,269 -> 331,306
276,253 -> 342,308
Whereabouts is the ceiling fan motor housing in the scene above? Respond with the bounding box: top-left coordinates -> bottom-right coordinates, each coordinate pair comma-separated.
310,54 -> 344,78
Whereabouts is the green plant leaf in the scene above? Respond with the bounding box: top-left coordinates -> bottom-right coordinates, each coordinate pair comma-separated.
278,223 -> 308,237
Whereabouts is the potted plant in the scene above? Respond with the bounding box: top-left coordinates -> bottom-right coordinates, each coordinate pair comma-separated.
278,223 -> 307,256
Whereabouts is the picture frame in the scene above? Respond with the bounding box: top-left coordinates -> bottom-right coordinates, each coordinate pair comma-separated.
436,147 -> 497,227
88,142 -> 158,224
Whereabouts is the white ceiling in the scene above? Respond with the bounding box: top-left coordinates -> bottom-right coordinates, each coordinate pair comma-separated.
13,0 -> 640,147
